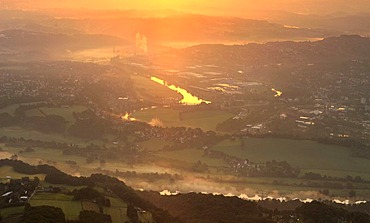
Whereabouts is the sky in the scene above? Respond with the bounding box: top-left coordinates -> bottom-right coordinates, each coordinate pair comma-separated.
4,0 -> 370,16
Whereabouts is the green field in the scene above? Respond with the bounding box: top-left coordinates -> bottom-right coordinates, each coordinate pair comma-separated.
29,192 -> 128,223
82,201 -> 100,212
0,104 -> 20,116
1,144 -> 109,176
105,207 -> 129,223
106,197 -> 129,223
138,138 -> 171,151
131,107 -> 233,131
0,206 -> 25,218
2,142 -> 156,176
3,146 -> 107,176
0,105 -> 93,146
131,75 -> 181,102
0,126 -> 103,146
30,193 -> 81,220
25,105 -> 87,124
0,102 -> 43,116
157,149 -> 226,167
212,138 -> 370,179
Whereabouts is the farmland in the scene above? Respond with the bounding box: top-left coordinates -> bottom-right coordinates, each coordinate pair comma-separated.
131,107 -> 233,131
25,105 -> 87,125
0,102 -> 43,116
211,138 -> 370,179
0,126 -> 103,146
30,193 -> 81,220
131,75 -> 181,103
0,100 -> 369,201
0,206 -> 25,219
29,191 -> 128,223
2,134 -> 370,200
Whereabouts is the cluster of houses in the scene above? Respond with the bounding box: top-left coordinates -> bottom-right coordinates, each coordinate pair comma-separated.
0,177 -> 38,207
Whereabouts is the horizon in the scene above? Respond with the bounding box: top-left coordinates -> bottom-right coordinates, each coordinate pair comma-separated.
3,0 -> 370,18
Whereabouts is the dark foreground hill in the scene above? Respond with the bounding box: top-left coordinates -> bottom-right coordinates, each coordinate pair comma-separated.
0,159 -> 369,223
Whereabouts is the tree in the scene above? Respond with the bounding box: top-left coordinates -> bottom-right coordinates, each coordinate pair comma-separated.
127,204 -> 139,223
33,176 -> 40,185
20,205 -> 66,223
10,154 -> 18,160
78,210 -> 112,223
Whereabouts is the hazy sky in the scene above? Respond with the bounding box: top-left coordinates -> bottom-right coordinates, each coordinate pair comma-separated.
5,0 -> 370,16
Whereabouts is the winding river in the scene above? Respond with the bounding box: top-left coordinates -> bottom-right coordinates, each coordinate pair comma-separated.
150,76 -> 211,105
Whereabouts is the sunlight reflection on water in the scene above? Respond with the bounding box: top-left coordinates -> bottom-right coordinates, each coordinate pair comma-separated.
151,76 -> 211,105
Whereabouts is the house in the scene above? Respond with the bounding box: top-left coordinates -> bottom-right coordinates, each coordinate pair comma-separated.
1,191 -> 13,197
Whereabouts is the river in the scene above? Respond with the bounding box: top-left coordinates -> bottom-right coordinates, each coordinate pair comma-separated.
150,76 -> 211,105
271,88 -> 283,97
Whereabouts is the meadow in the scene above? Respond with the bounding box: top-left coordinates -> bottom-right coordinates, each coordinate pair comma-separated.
131,75 -> 180,102
0,102 -> 43,116
30,193 -> 82,220
212,138 -> 370,179
1,101 -> 370,200
25,105 -> 87,125
157,148 -> 226,167
131,107 -> 233,131
0,126 -> 103,146
0,104 -> 95,146
138,138 -> 171,152
0,206 -> 25,219
29,191 -> 128,223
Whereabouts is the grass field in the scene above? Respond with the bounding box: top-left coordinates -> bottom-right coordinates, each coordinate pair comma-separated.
1,145 -> 107,176
29,192 -> 129,223
157,149 -> 226,167
0,102 -> 43,116
105,207 -> 129,223
212,138 -> 370,179
82,201 -> 100,212
0,104 -> 20,116
131,75 -> 181,102
0,206 -> 25,218
131,107 -> 233,131
0,126 -> 103,146
138,138 -> 171,151
2,142 -> 161,176
25,105 -> 87,125
104,197 -> 129,223
30,193 -> 81,220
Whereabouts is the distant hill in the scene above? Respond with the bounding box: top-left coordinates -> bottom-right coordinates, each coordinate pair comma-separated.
0,29 -> 127,61
265,11 -> 370,36
72,14 -> 340,43
166,35 -> 370,66
0,9 -> 340,45
0,29 -> 126,49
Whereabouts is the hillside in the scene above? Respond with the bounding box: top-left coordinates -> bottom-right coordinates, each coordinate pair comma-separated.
1,159 -> 370,223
